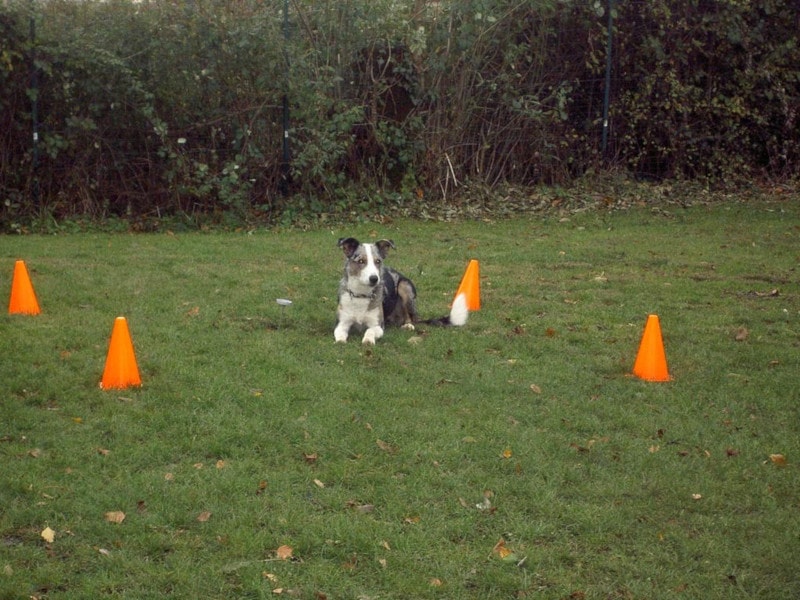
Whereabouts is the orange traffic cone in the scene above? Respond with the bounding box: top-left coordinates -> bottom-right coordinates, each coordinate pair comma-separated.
454,259 -> 480,311
8,260 -> 41,315
100,317 -> 142,390
632,314 -> 671,382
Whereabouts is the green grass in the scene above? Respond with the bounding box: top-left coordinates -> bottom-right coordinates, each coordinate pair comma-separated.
1,200 -> 799,599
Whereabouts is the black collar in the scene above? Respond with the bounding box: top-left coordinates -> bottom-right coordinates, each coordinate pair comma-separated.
347,287 -> 378,300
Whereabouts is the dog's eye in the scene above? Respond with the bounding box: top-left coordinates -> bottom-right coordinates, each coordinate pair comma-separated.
375,259 -> 382,266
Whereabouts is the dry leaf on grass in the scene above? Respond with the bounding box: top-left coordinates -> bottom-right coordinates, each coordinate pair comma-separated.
376,439 -> 398,453
40,527 -> 55,543
104,511 -> 126,524
769,453 -> 787,466
276,545 -> 293,560
196,511 -> 212,522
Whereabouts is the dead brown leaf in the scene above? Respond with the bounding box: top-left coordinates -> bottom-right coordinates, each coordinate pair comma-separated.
376,439 -> 398,453
769,453 -> 787,466
104,511 -> 126,524
196,511 -> 212,522
734,327 -> 749,341
276,545 -> 293,560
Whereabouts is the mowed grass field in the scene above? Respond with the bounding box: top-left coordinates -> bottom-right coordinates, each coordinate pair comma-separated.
1,200 -> 799,599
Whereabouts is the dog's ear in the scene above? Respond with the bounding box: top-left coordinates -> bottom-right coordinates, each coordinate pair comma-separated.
338,237 -> 360,258
374,239 -> 395,259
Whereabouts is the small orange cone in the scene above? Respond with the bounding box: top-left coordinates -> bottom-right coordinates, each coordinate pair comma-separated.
454,259 -> 480,311
632,314 -> 671,382
8,260 -> 41,315
100,317 -> 142,390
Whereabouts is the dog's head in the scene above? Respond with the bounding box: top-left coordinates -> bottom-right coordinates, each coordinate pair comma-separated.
338,237 -> 395,289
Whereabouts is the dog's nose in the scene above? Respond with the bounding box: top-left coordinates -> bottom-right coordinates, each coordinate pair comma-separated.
369,275 -> 379,285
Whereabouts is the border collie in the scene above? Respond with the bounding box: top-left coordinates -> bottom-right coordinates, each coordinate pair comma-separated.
334,237 -> 468,344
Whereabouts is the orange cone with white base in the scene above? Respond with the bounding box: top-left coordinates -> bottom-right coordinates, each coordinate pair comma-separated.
454,259 -> 480,311
632,314 -> 671,382
100,317 -> 142,389
8,260 -> 41,315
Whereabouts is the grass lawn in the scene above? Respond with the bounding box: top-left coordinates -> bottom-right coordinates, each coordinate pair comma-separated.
1,199 -> 799,599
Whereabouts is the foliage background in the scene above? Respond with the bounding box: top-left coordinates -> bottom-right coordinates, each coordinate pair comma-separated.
1,0 -> 798,227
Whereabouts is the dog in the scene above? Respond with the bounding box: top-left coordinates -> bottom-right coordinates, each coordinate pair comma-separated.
334,237 -> 468,344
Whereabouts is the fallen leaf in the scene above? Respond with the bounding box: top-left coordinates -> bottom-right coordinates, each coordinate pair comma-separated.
501,448 -> 513,459
98,548 -> 112,556
164,472 -> 174,481
376,439 -> 397,453
429,578 -> 443,587
196,511 -> 212,522
313,479 -> 325,488
303,452 -> 318,464
342,553 -> 358,570
28,448 -> 42,458
649,445 -> 660,453
263,573 -> 278,582
104,511 -> 126,524
276,545 -> 293,560
726,448 -> 739,457
403,515 -> 421,524
545,327 -> 557,337
491,538 -> 516,560
351,503 -> 374,513
97,447 -> 110,456
691,494 -> 702,501
529,384 -> 542,394
769,453 -> 787,466
40,527 -> 55,543
193,463 -> 204,469
216,459 -> 226,469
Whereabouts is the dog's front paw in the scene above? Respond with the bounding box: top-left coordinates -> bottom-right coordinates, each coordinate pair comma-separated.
362,332 -> 377,345
334,324 -> 349,343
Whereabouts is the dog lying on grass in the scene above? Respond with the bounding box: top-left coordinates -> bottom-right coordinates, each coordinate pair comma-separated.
334,237 -> 468,344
